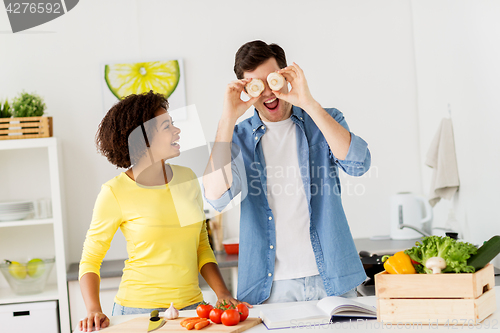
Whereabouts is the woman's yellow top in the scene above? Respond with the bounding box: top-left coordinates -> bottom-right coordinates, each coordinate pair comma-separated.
79,165 -> 217,309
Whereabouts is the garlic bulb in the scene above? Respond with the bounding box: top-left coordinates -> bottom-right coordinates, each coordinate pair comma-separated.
164,302 -> 179,319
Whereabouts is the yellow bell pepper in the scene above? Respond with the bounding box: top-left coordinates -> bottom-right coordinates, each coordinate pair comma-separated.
381,251 -> 416,274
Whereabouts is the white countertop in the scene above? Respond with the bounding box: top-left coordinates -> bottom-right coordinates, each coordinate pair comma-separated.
74,287 -> 500,333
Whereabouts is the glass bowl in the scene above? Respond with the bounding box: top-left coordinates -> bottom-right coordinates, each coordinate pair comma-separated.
0,258 -> 55,295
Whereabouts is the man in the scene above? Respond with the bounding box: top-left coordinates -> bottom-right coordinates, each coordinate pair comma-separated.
203,40 -> 371,305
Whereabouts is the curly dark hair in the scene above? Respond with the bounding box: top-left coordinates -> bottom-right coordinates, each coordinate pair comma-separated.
234,40 -> 287,79
96,91 -> 169,168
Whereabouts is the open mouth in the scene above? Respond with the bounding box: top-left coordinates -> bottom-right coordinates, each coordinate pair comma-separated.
171,139 -> 180,149
264,97 -> 279,111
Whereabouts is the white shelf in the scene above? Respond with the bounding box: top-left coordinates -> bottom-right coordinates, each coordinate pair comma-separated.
0,284 -> 59,305
0,218 -> 54,228
0,137 -> 56,150
0,137 -> 71,332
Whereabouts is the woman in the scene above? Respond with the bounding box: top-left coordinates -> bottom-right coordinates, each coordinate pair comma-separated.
78,91 -> 245,332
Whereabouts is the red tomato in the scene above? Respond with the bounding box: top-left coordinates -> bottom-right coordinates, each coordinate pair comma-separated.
236,304 -> 249,322
220,301 -> 231,309
221,309 -> 240,326
209,308 -> 224,324
196,302 -> 213,319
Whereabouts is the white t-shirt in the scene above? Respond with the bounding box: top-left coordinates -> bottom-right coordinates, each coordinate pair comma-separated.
261,118 -> 319,281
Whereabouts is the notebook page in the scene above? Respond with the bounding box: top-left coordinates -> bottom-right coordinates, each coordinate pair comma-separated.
317,296 -> 377,316
260,302 -> 329,323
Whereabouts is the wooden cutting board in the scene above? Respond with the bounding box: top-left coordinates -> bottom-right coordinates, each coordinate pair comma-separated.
101,316 -> 262,333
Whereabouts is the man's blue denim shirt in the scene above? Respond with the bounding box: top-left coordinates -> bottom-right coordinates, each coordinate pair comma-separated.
204,106 -> 371,305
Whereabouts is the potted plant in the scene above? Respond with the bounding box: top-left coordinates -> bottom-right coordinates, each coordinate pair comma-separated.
11,91 -> 46,117
0,92 -> 52,140
0,99 -> 11,118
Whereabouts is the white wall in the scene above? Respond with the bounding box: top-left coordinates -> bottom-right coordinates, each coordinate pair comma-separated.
223,0 -> 422,243
411,0 -> 500,265
3,0 -> 495,267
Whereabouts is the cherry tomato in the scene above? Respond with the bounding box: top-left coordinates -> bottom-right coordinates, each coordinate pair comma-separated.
196,302 -> 213,319
221,309 -> 240,326
209,308 -> 224,324
236,304 -> 249,322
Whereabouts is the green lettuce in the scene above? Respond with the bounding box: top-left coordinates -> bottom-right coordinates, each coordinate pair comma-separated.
404,236 -> 477,274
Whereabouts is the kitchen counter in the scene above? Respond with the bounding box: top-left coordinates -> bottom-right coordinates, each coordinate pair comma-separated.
67,238 -> 500,288
353,237 -> 421,255
66,252 -> 238,281
66,238 -> 415,280
73,287 -> 500,332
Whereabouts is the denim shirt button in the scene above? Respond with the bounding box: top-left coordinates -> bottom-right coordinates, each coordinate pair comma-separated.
270,245 -> 274,249
268,216 -> 272,220
261,126 -> 265,130
255,136 -> 258,140
268,273 -> 272,277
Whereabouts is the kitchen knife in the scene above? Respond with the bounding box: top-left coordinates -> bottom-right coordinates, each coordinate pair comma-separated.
148,310 -> 165,332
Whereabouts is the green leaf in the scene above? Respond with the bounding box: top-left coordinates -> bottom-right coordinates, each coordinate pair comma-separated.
404,236 -> 477,274
0,99 -> 12,118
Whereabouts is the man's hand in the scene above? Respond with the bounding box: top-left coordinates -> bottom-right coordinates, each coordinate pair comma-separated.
274,62 -> 352,160
223,78 -> 259,122
273,62 -> 319,111
78,311 -> 110,332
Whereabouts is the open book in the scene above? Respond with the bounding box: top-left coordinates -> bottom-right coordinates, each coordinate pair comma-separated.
259,296 -> 377,329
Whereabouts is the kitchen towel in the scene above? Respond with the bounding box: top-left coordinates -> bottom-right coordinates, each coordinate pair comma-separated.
426,118 -> 460,207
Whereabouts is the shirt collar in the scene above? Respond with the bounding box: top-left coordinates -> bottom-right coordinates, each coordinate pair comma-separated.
250,106 -> 305,132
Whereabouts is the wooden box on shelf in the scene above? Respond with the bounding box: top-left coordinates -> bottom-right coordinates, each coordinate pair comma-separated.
375,264 -> 496,325
0,116 -> 53,140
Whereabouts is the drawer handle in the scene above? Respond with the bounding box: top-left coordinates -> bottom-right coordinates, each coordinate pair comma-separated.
13,311 -> 30,317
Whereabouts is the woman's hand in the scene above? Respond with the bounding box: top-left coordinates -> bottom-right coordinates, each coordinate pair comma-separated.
216,291 -> 253,308
222,78 -> 259,122
78,273 -> 108,331
78,311 -> 110,332
199,263 -> 252,309
273,62 -> 318,111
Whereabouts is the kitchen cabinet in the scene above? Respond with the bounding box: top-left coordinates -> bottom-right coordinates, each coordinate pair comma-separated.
68,276 -> 218,328
0,137 -> 70,333
66,254 -> 235,328
0,300 -> 59,333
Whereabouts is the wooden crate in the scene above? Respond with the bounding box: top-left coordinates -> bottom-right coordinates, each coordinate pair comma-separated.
375,264 -> 496,325
0,116 -> 52,140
